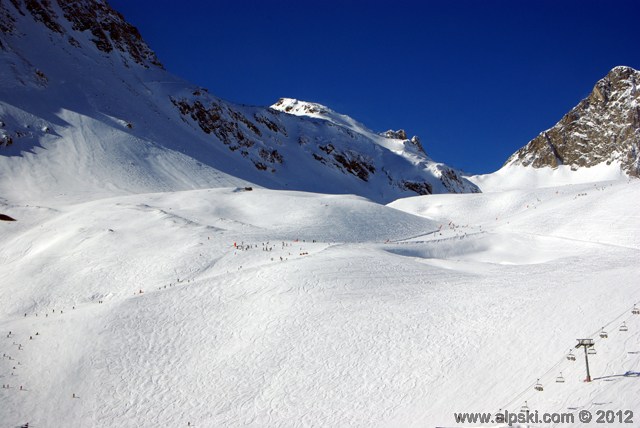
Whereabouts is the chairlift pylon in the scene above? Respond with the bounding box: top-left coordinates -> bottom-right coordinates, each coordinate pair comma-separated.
556,372 -> 565,383
599,328 -> 608,339
534,379 -> 544,392
619,321 -> 628,332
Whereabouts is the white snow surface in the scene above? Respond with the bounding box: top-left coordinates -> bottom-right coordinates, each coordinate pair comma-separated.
1,178 -> 639,427
469,163 -> 628,193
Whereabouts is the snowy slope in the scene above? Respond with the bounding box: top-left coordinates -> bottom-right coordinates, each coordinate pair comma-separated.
1,179 -> 639,427
388,179 -> 640,426
468,163 -> 629,192
0,0 -> 477,205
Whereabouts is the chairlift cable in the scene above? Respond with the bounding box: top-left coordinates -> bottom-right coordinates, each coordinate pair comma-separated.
500,301 -> 639,412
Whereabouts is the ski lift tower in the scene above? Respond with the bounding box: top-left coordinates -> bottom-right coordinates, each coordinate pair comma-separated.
576,339 -> 595,382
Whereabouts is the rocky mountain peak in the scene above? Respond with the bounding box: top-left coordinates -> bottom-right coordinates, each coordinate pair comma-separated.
381,130 -> 426,156
506,65 -> 640,176
0,0 -> 480,202
381,129 -> 407,140
0,0 -> 162,68
271,98 -> 329,116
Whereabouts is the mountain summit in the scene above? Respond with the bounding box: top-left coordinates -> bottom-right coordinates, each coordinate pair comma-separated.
506,66 -> 640,176
0,0 -> 478,204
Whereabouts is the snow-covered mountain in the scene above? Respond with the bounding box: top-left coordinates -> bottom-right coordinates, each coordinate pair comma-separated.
0,0 -> 477,205
468,66 -> 639,192
505,66 -> 640,177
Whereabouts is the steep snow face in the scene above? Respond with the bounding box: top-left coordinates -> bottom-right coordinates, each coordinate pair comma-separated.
0,0 -> 478,205
506,66 -> 640,177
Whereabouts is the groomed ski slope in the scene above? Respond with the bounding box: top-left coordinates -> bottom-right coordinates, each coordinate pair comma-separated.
1,179 -> 639,427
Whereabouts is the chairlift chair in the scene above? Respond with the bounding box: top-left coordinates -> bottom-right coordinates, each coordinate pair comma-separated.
599,328 -> 608,339
566,350 -> 576,361
620,322 -> 628,332
588,347 -> 597,355
521,401 -> 529,413
632,305 -> 640,315
534,379 -> 544,392
556,372 -> 565,383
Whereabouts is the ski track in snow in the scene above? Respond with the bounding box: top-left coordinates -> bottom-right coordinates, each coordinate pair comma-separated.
0,181 -> 639,427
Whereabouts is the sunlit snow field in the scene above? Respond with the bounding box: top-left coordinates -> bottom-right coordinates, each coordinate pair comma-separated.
1,178 -> 639,427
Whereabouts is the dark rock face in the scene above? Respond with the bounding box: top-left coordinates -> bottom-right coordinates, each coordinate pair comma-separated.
0,1 -> 17,39
401,180 -> 432,195
438,165 -> 473,193
507,66 -> 640,176
25,0 -> 63,34
332,152 -> 375,182
171,97 -> 286,173
58,0 -> 162,68
0,0 -> 163,68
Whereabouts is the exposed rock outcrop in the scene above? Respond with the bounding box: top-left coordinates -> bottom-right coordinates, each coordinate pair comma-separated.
0,0 -> 162,68
506,66 -> 640,176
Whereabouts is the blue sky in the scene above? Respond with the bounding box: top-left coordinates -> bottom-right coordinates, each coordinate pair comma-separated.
110,0 -> 640,174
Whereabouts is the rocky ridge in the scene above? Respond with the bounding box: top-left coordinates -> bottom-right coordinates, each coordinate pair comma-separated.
506,66 -> 640,176
0,0 -> 480,202
0,0 -> 162,68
